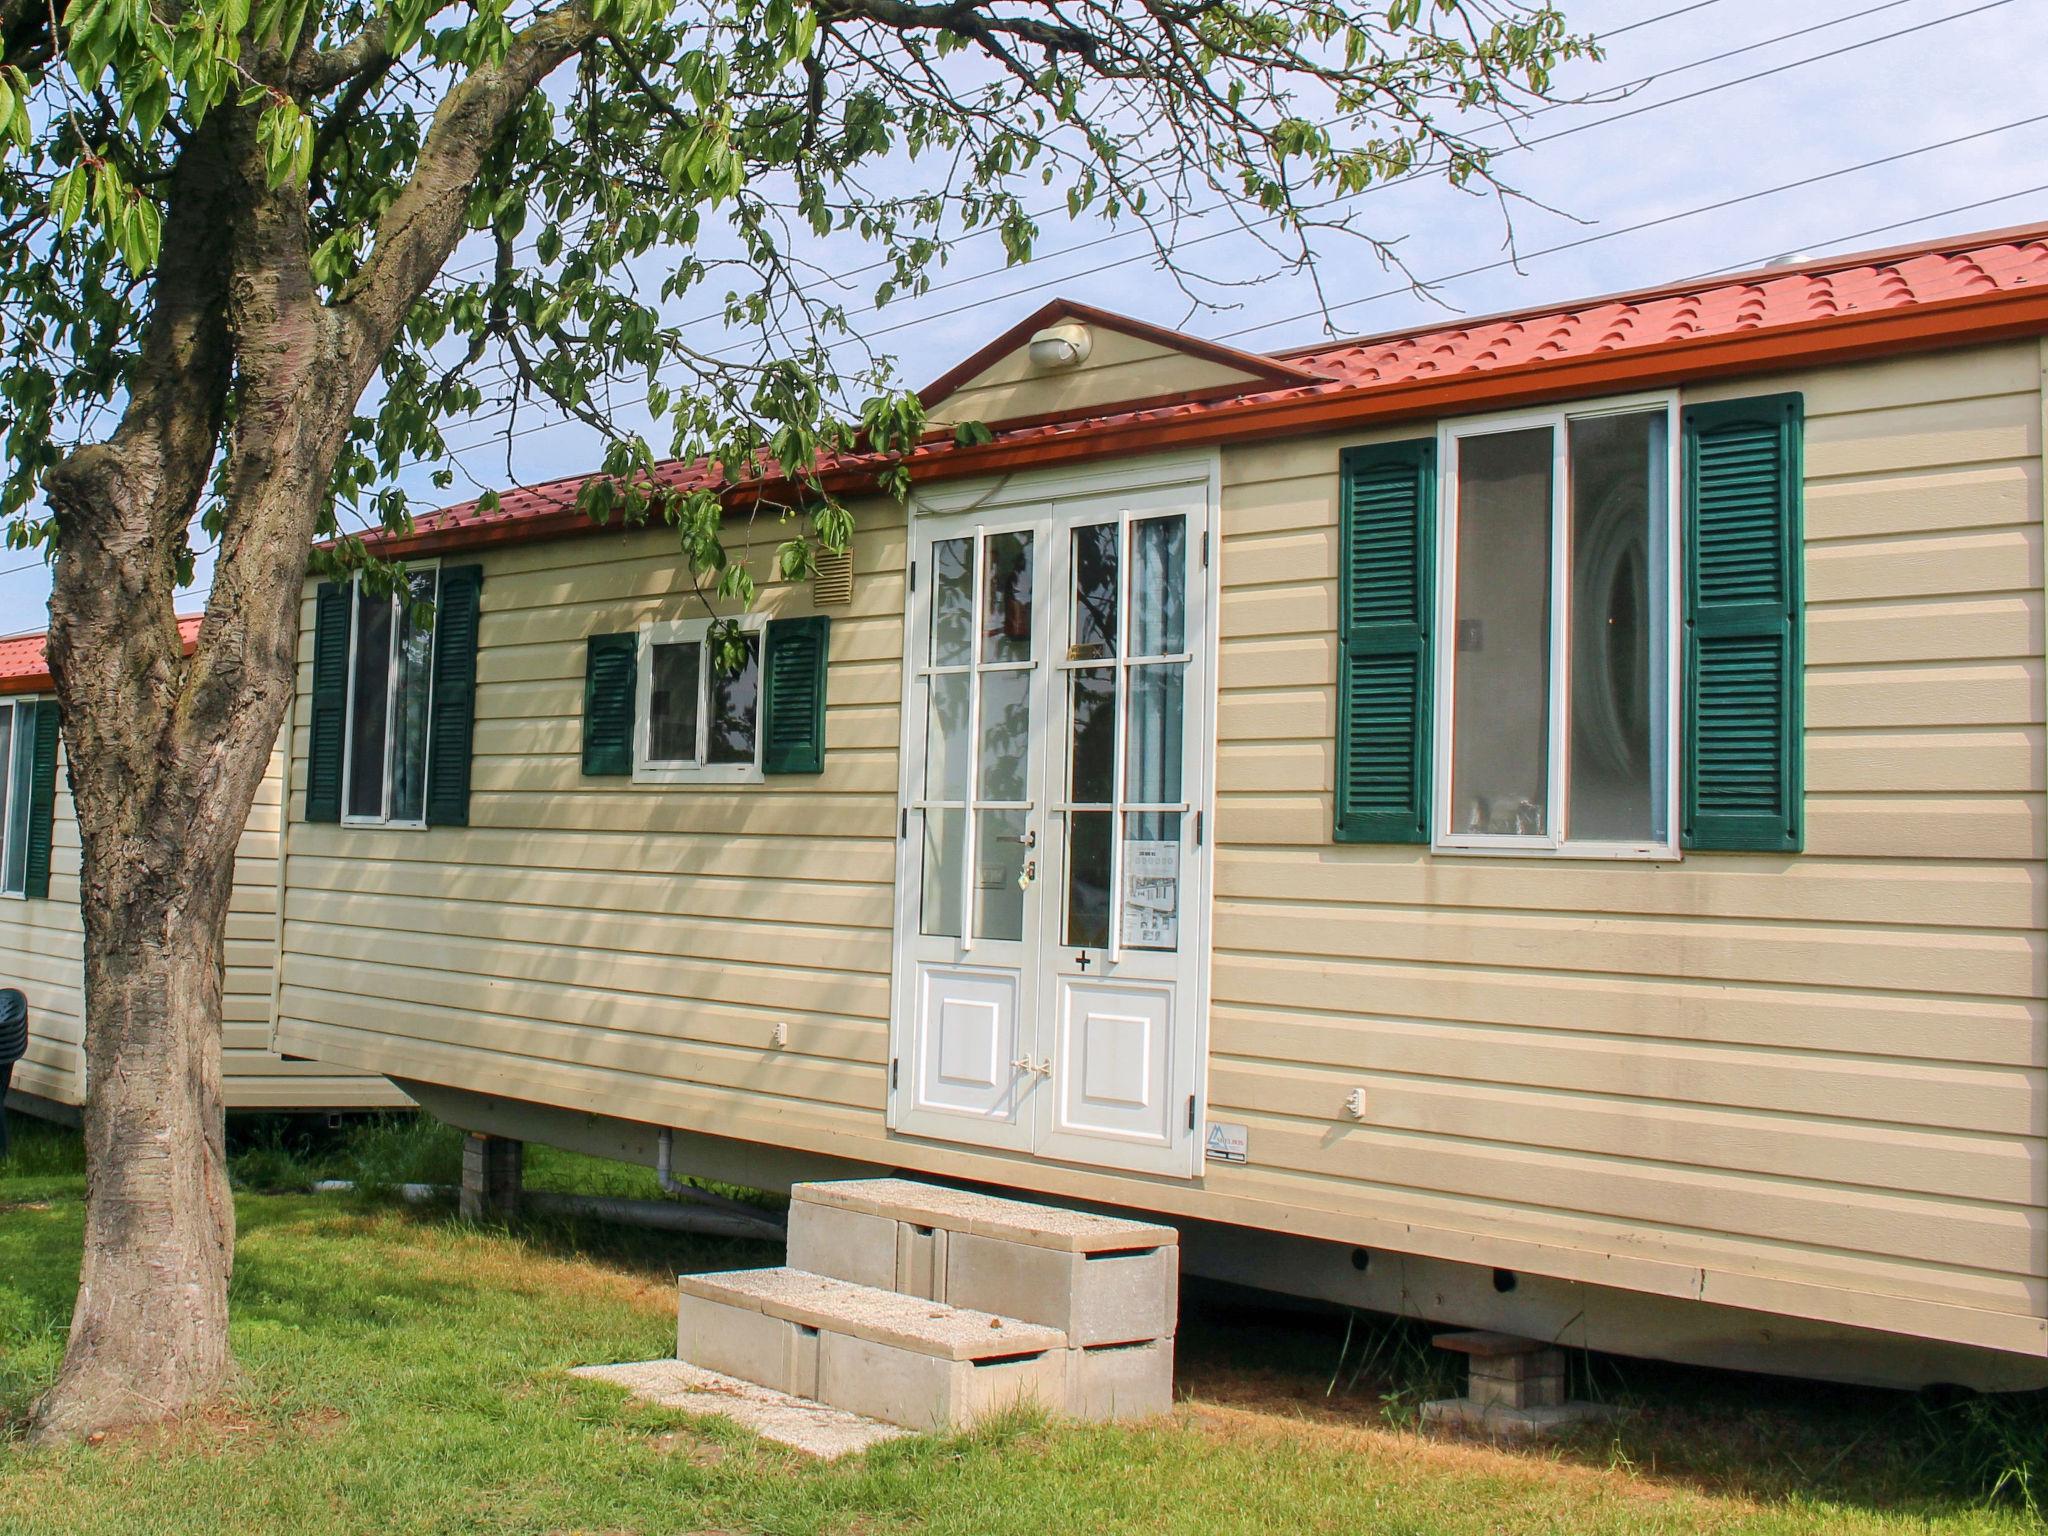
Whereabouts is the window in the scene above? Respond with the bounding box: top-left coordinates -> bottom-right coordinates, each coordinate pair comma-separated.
341,564 -> 441,826
1436,397 -> 1676,856
634,615 -> 765,783
0,699 -> 38,896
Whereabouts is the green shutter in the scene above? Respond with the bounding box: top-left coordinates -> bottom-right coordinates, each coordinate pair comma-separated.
425,564 -> 484,827
761,616 -> 830,775
1334,439 -> 1436,843
1682,392 -> 1803,852
305,581 -> 351,823
21,699 -> 58,899
582,631 -> 637,776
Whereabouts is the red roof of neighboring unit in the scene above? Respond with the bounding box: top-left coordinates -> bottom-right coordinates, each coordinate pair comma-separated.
365,220 -> 2048,559
0,613 -> 204,696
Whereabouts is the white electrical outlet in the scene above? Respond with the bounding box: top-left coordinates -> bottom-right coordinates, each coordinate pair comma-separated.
1343,1087 -> 1367,1120
771,1021 -> 789,1049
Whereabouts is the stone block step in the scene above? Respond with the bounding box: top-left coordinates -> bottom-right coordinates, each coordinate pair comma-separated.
676,1266 -> 1173,1429
789,1179 -> 1179,1348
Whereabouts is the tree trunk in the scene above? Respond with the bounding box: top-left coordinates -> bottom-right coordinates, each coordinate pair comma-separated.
28,867 -> 237,1444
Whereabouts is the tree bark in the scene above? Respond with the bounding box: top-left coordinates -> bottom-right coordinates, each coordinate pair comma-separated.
27,873 -> 237,1443
27,16 -> 591,1440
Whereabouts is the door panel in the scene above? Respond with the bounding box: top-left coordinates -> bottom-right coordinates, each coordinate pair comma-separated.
913,967 -> 1026,1124
892,471 -> 1212,1177
1047,977 -> 1177,1150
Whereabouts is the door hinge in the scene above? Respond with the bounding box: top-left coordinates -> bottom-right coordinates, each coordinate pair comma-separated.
1200,530 -> 1210,569
1193,810 -> 1204,847
908,559 -> 917,592
891,1057 -> 900,1090
900,807 -> 908,839
1187,1095 -> 1197,1131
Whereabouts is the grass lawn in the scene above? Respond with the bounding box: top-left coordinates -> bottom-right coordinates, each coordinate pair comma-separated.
2,1115 -> 2045,1535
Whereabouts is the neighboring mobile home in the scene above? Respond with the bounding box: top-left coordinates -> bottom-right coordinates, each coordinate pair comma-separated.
0,620 -> 410,1119
274,223 -> 2048,1390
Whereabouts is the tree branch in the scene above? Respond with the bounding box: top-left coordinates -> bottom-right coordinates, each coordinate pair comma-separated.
336,0 -> 596,371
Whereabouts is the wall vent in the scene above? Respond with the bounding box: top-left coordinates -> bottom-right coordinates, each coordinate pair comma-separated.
812,550 -> 855,607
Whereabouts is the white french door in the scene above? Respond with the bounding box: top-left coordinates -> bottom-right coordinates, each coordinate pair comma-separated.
890,463 -> 1214,1178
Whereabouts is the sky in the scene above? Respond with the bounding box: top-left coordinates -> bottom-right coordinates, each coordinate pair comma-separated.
2,0 -> 2043,632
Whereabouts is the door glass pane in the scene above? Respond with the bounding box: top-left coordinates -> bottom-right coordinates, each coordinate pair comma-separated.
649,641 -> 703,763
1120,810 -> 1181,951
1070,522 -> 1118,661
1568,411 -> 1666,843
706,632 -> 761,765
924,672 -> 969,801
1068,669 -> 1116,804
930,537 -> 974,666
980,530 -> 1034,664
1129,516 -> 1186,656
0,708 -> 17,894
388,568 -> 437,823
346,582 -> 393,819
1450,427 -> 1553,837
921,808 -> 964,938
976,669 -> 1031,803
1125,663 -> 1184,804
7,719 -> 31,895
974,807 -> 1028,941
1065,809 -> 1112,949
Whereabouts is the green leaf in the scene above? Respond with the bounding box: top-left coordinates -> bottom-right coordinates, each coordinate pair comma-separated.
51,166 -> 87,230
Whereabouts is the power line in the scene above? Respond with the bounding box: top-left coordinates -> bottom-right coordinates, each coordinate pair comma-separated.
1216,110 -> 2048,342
433,0 -> 1739,288
12,177 -> 2045,601
421,0 -> 2023,465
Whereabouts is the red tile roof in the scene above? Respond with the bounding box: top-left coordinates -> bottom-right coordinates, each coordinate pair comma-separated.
375,220 -> 2048,558
0,614 -> 204,696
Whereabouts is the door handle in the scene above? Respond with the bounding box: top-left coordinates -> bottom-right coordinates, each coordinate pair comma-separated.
994,829 -> 1037,847
1010,1056 -> 1052,1078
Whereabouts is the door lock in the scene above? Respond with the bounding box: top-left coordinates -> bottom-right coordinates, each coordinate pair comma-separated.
1015,858 -> 1036,891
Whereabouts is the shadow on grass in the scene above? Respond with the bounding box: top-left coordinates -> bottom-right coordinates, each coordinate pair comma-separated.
1175,1278 -> 2048,1522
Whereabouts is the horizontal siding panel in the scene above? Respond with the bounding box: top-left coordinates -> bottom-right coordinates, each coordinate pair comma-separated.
287,824 -> 899,884
1808,527 -> 2040,604
1206,1004 -> 2038,1136
286,952 -> 888,1058
282,984 -> 882,1110
1210,1057 -> 2036,1204
1806,595 -> 2043,666
1807,660 -> 2044,729
284,887 -> 892,973
1802,391 -> 2039,479
1211,952 -> 2043,1068
286,920 -> 891,1019
1805,462 -> 2038,541
1213,846 -> 2043,929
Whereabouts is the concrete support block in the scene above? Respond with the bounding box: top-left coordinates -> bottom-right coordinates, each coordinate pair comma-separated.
676,1289 -> 813,1397
1065,1338 -> 1175,1421
787,1199 -> 899,1292
817,1330 -> 1064,1432
947,1230 -> 1177,1347
894,1222 -> 947,1300
459,1133 -> 522,1223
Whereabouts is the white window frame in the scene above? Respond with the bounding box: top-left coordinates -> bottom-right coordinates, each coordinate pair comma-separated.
633,613 -> 767,785
1432,390 -> 1681,861
0,695 -> 39,898
340,560 -> 441,830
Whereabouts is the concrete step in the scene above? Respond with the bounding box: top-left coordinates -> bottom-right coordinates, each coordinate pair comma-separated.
676,1266 -> 1173,1429
788,1178 -> 1180,1348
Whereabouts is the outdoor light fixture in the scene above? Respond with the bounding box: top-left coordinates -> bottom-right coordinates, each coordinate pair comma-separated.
1027,322 -> 1092,370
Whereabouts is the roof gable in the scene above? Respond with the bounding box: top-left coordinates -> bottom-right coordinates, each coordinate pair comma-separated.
919,299 -> 1324,431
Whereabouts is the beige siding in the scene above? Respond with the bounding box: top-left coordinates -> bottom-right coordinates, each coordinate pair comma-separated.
273,339 -> 2047,1358
925,324 -> 1259,427
4,730 -> 407,1111
1205,341 -> 2047,1334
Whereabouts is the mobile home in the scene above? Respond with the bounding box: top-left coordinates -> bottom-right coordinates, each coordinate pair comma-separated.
0,620 -> 411,1119
273,224 -> 2048,1390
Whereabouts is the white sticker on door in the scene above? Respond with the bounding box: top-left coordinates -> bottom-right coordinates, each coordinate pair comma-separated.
1122,839 -> 1180,949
